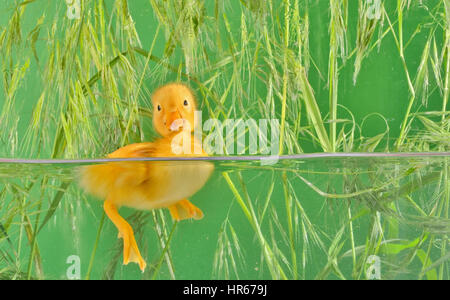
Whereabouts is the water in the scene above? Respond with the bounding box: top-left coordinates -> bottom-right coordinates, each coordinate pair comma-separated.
0,154 -> 448,279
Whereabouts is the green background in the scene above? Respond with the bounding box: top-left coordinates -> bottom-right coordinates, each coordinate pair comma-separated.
0,0 -> 448,280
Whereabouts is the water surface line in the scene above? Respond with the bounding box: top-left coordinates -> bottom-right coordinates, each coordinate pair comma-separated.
0,152 -> 449,164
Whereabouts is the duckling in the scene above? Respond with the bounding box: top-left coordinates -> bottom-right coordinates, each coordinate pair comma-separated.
78,83 -> 214,272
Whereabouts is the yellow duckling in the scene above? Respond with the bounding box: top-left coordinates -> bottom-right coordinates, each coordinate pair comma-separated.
78,83 -> 214,272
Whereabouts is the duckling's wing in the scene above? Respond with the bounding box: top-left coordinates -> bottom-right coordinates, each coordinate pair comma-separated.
106,142 -> 157,186
79,143 -> 156,199
107,142 -> 156,158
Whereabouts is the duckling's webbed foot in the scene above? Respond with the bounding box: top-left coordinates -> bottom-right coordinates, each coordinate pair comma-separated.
168,199 -> 204,221
103,199 -> 147,272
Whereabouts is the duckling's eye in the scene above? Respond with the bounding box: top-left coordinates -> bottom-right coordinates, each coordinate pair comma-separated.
157,104 -> 161,111
183,99 -> 189,106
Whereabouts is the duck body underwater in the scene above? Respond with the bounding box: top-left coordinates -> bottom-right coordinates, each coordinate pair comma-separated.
78,83 -> 214,271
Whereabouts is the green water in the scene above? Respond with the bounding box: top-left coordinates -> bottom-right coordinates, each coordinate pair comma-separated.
0,0 -> 449,280
0,155 -> 448,279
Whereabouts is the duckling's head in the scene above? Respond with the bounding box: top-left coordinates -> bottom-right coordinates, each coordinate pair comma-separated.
151,83 -> 197,137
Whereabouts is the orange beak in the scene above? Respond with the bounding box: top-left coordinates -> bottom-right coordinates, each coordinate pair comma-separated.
167,110 -> 183,132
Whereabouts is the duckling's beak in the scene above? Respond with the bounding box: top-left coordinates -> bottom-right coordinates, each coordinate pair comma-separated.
167,111 -> 183,132
169,118 -> 184,132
